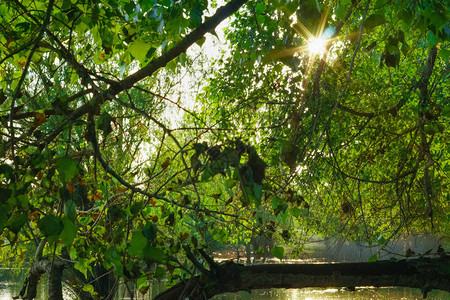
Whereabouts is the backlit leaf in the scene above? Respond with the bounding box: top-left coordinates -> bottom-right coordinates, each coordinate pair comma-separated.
270,246 -> 284,260
128,38 -> 151,63
60,216 -> 77,247
55,157 -> 78,182
128,230 -> 147,256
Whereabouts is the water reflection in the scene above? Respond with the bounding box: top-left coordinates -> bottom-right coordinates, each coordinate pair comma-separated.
212,287 -> 449,300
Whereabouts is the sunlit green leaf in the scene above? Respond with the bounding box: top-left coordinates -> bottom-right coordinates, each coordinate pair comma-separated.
270,246 -> 284,260
128,230 -> 147,256
60,216 -> 77,247
128,38 -> 151,63
55,157 -> 78,182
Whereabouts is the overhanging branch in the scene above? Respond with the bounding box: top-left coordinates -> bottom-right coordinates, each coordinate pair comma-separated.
42,0 -> 249,145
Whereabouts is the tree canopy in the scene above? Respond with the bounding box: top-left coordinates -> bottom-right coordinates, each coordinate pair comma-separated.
0,0 -> 449,298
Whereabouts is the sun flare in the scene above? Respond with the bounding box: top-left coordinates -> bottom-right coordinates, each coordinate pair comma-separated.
307,37 -> 327,56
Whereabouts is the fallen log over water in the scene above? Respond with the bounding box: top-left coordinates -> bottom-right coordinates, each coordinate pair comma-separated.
154,255 -> 450,300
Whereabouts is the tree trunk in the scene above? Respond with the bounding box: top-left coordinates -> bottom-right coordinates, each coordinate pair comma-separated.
154,255 -> 450,300
18,259 -> 64,300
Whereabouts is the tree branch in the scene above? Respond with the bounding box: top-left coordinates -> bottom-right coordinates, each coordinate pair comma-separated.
42,0 -> 249,145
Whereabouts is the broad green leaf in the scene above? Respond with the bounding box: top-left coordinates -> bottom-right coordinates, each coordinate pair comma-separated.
128,38 -> 151,63
137,276 -> 147,288
0,188 -> 12,202
75,257 -> 93,279
105,246 -> 123,276
55,157 -> 78,182
154,266 -> 165,280
64,200 -> 77,222
335,5 -> 347,20
143,222 -> 157,241
128,230 -> 147,256
143,246 -> 165,262
190,9 -> 202,26
368,254 -> 378,262
253,183 -> 262,206
212,228 -> 229,243
0,164 -> 14,179
257,15 -> 265,25
201,166 -> 213,182
255,3 -> 266,14
377,235 -> 386,245
440,48 -> 450,61
60,216 -> 77,247
290,207 -> 301,217
196,36 -> 206,47
272,197 -> 284,210
6,213 -> 27,234
38,215 -> 63,236
130,201 -> 144,216
364,14 -> 385,30
270,246 -> 284,260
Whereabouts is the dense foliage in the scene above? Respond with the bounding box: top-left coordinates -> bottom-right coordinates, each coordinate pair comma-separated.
0,0 -> 448,298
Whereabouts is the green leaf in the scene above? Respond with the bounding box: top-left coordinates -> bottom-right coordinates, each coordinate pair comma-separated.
364,14 -> 385,30
270,246 -> 284,260
105,246 -> 123,276
0,164 -> 14,179
0,188 -> 12,203
0,205 -> 7,233
82,284 -> 97,297
440,48 -> 450,61
130,201 -> 143,216
252,183 -> 262,205
6,213 -> 27,234
64,200 -> 77,222
401,43 -> 410,56
201,166 -> 213,182
154,266 -> 165,280
290,207 -> 301,217
190,8 -> 203,26
368,253 -> 378,262
55,157 -> 78,182
399,9 -> 413,27
128,230 -> 147,256
96,112 -> 113,139
142,222 -> 157,241
196,36 -> 206,47
137,276 -> 147,288
143,246 -> 165,262
60,216 -> 77,247
377,235 -> 386,245
335,5 -> 347,20
257,15 -> 265,25
75,257 -> 94,279
255,3 -> 266,14
272,197 -> 284,210
128,38 -> 151,63
38,215 -> 63,236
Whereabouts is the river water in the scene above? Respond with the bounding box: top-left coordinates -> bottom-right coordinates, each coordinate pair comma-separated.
1,268 -> 448,299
